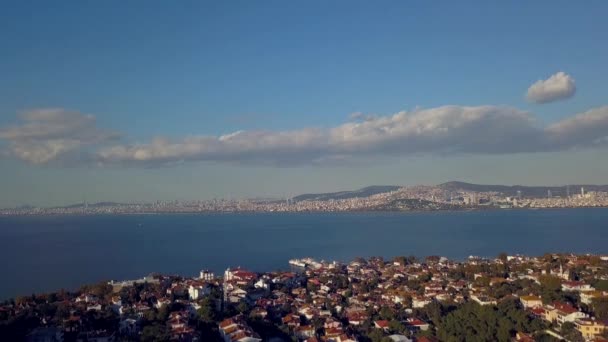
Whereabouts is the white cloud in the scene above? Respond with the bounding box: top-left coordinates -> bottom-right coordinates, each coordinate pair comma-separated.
2,105 -> 608,167
526,71 -> 576,104
545,106 -> 608,147
94,105 -> 608,167
0,109 -> 119,164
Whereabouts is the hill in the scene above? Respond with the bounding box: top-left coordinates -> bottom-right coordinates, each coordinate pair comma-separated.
438,181 -> 608,198
293,185 -> 401,202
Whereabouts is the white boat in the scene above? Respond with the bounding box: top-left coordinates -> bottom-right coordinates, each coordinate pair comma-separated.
288,259 -> 307,267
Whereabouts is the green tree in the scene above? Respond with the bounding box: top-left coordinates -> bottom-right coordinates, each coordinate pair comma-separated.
141,324 -> 169,342
156,304 -> 169,322
561,322 -> 585,342
236,300 -> 250,314
592,297 -> 608,320
388,319 -> 405,333
197,298 -> 217,323
539,275 -> 562,304
367,328 -> 387,342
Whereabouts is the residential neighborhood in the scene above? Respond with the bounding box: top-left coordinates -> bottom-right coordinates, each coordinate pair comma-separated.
2,253 -> 608,342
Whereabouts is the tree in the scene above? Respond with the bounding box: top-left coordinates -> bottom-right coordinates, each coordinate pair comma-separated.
367,328 -> 387,342
539,275 -> 562,303
593,280 -> 608,291
379,306 -> 395,320
561,322 -> 585,342
592,297 -> 608,320
498,252 -> 508,264
388,319 -> 405,334
141,324 -> 169,342
197,298 -> 217,323
156,304 -> 170,322
236,300 -> 250,314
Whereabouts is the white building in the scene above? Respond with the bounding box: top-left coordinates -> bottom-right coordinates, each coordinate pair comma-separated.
188,284 -> 211,300
199,270 -> 214,281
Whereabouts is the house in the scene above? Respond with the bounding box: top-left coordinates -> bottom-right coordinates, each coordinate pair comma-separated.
519,295 -> 543,308
188,283 -> 210,300
514,332 -> 535,342
545,302 -> 588,325
218,315 -> 261,342
155,297 -> 171,309
75,294 -> 98,303
325,327 -> 344,339
412,296 -> 431,308
374,320 -> 390,331
335,334 -> 358,342
282,313 -> 301,328
86,303 -> 103,312
346,312 -> 367,326
387,335 -> 412,342
562,281 -> 594,292
167,311 -> 189,331
254,279 -> 270,290
224,268 -> 257,285
404,318 -> 429,332
575,318 -> 608,339
199,270 -> 215,280
470,294 -> 497,306
250,307 -> 267,318
581,291 -> 608,305
295,325 -> 315,339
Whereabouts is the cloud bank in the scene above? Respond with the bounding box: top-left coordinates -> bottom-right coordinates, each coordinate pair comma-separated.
2,105 -> 608,167
526,71 -> 576,104
0,109 -> 119,164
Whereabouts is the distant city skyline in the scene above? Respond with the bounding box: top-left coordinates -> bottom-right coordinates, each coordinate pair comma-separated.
1,1 -> 608,207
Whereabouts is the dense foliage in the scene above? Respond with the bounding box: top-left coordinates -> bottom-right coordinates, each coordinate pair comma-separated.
436,299 -> 546,342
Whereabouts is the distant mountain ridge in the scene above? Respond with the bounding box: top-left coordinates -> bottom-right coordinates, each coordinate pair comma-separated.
438,181 -> 608,198
56,202 -> 124,209
293,181 -> 608,201
293,185 -> 401,202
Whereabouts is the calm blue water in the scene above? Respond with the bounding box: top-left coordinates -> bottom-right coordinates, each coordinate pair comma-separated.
1,209 -> 607,300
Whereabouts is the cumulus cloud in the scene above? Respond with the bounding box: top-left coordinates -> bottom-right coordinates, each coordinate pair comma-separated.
94,105 -> 608,167
0,109 -> 119,164
526,71 -> 576,104
545,106 -> 608,147
2,105 -> 608,167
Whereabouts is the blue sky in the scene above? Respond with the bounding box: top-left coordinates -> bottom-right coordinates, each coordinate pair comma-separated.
1,1 -> 608,207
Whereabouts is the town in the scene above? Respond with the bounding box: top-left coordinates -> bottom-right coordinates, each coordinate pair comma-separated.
2,253 -> 608,342
2,183 -> 608,216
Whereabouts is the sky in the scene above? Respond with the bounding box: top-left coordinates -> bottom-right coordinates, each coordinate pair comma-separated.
1,1 -> 608,207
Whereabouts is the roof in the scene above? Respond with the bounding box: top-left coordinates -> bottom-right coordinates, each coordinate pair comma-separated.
375,320 -> 389,328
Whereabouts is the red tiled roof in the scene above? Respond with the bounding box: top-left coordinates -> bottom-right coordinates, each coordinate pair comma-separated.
374,320 -> 389,328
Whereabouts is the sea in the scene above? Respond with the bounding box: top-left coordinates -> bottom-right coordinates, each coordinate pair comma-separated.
1,208 -> 607,300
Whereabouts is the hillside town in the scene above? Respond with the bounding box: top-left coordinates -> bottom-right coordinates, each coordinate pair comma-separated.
2,253 -> 608,342
2,184 -> 608,216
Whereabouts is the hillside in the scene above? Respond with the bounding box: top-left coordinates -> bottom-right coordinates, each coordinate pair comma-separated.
439,181 -> 608,198
293,185 -> 401,202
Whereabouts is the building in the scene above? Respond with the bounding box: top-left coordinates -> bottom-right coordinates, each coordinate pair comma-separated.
575,318 -> 608,339
218,315 -> 261,342
200,270 -> 215,280
188,283 -> 211,300
545,302 -> 588,326
520,295 -> 543,309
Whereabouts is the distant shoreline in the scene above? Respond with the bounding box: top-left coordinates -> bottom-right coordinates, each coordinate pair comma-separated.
2,206 -> 608,217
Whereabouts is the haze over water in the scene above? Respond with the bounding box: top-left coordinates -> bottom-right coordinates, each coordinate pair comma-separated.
1,208 -> 607,300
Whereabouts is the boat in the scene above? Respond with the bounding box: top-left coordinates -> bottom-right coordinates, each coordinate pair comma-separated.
288,259 -> 307,268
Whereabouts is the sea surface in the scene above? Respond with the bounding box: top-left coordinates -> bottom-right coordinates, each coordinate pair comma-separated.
1,209 -> 607,300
